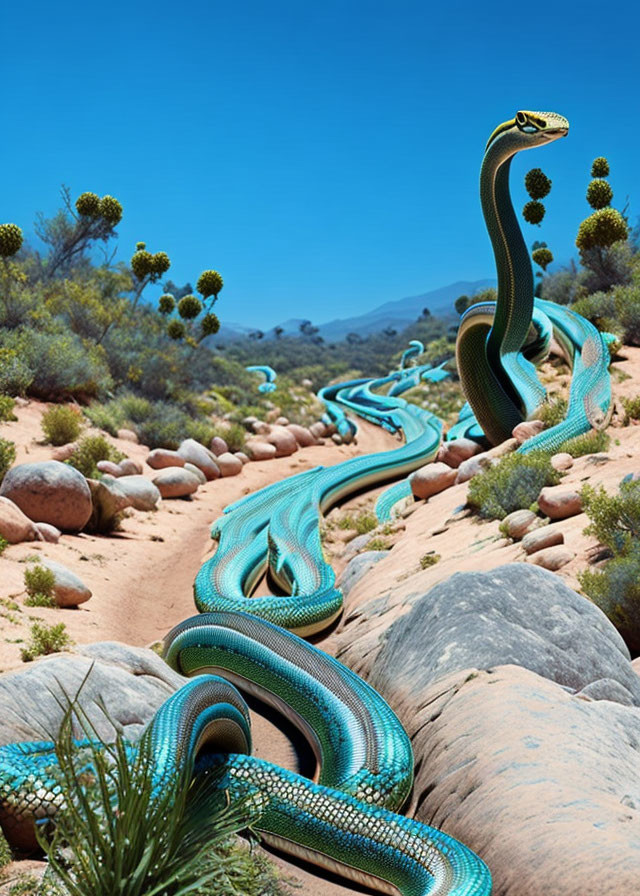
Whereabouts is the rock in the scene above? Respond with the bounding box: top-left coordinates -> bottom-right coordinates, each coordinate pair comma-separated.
36,558 -> 92,607
86,478 -> 132,531
309,422 -> 327,439
251,421 -> 271,435
339,551 -> 389,597
436,438 -> 482,469
0,461 -> 92,532
410,462 -> 457,500
146,448 -> 185,470
266,426 -> 299,457
210,436 -> 228,456
177,439 -> 220,481
152,467 -> 200,498
275,416 -> 289,426
538,485 -> 583,520
455,453 -> 494,483
0,496 -> 42,544
35,522 -> 61,543
373,663 -> 640,896
286,423 -> 317,447
96,459 -> 122,476
343,533 -> 373,560
486,438 -> 519,458
575,678 -> 636,705
550,452 -> 574,472
118,459 -> 142,476
302,378 -> 313,388
111,475 -> 161,512
500,509 -> 541,540
331,433 -> 343,445
244,440 -> 277,461
242,415 -> 259,429
235,452 -> 250,464
369,564 -> 640,704
51,442 -> 77,462
216,452 -> 243,476
528,545 -> 575,571
117,428 -> 139,443
183,462 -> 206,484
512,419 -> 545,443
522,526 -> 564,555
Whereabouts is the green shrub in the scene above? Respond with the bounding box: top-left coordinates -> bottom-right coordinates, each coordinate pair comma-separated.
337,509 -> 378,535
0,826 -> 11,868
614,284 -> 640,346
578,550 -> 640,656
622,395 -> 640,421
0,536 -> 8,555
467,452 -> 560,520
36,696 -> 279,896
0,437 -> 16,484
41,405 -> 83,445
21,622 -> 72,662
217,423 -> 246,453
67,435 -> 125,478
580,479 -> 640,555
0,348 -> 33,395
558,430 -> 610,458
538,397 -> 568,428
420,552 -> 440,569
0,393 -> 17,421
24,564 -> 56,607
367,537 -> 390,551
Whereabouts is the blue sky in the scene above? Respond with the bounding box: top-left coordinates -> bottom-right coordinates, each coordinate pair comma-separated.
2,0 -> 638,329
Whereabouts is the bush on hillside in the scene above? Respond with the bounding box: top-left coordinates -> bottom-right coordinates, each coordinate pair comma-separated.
41,405 -> 84,445
0,394 -> 16,422
0,437 -> 16,484
67,435 -> 126,478
467,452 -> 560,520
558,430 -> 610,458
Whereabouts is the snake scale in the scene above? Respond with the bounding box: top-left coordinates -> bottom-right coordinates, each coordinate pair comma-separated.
0,111 -> 612,895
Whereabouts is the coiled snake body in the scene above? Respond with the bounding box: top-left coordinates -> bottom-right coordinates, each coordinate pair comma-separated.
0,111 -> 612,895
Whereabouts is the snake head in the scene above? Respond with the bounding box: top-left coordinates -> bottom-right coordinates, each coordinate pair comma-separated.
486,110 -> 569,151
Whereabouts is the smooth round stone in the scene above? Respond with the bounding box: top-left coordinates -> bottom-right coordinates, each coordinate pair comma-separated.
0,461 -> 92,532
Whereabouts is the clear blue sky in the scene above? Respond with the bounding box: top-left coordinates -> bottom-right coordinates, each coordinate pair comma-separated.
2,0 -> 638,329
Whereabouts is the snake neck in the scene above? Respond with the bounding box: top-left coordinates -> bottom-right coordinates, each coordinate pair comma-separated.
480,138 -> 534,382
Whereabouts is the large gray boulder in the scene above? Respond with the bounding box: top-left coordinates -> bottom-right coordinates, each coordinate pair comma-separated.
369,563 -> 640,705
0,496 -> 42,544
339,551 -> 389,598
109,474 -> 161,512
177,439 -> 220,481
0,461 -> 92,532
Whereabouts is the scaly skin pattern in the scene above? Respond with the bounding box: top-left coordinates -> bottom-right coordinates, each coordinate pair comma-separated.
454,110 -> 611,450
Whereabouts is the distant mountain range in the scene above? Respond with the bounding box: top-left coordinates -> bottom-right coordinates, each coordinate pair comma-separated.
214,278 -> 495,344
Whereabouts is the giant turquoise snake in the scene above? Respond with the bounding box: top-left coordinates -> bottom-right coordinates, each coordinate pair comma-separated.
0,111 -> 613,895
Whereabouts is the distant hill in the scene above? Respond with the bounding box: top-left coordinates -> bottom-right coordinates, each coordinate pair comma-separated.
213,278 -> 495,344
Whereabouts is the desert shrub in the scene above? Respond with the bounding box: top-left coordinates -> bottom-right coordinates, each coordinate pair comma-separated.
420,552 -> 440,569
367,537 -> 390,551
0,437 -> 16,484
614,283 -> 640,345
0,536 -> 8,555
24,564 -> 56,607
0,827 -> 11,868
538,397 -> 568,428
558,430 -> 610,458
0,394 -> 17,421
580,479 -> 640,555
67,435 -> 125,478
85,395 -> 215,450
21,621 -> 72,661
337,510 -> 377,535
622,395 -> 640,421
0,347 -> 33,395
467,452 -> 560,520
35,696 -> 280,896
217,422 -> 246,452
41,405 -> 83,445
571,290 -> 617,331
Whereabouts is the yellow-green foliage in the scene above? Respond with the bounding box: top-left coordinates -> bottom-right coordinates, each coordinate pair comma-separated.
623,395 -> 640,421
0,826 -> 11,868
337,509 -> 377,535
538,397 -> 567,428
0,437 -> 16,484
467,452 -> 560,520
579,478 -> 640,654
21,622 -> 72,662
216,423 -> 246,453
420,552 -> 440,569
0,394 -> 17,421
67,435 -> 125,478
41,405 -> 83,445
558,430 -> 610,458
367,537 -> 390,551
24,564 -> 56,608
0,536 -> 8,556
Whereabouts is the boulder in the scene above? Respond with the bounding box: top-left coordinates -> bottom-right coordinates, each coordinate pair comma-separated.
216,452 -> 243,477
210,436 -> 228,457
287,423 -> 317,447
538,485 -> 583,520
146,448 -> 185,470
369,564 -> 640,704
512,419 -> 545,443
177,439 -> 220,480
96,459 -> 122,476
455,453 -> 494,483
116,429 -> 139,443
251,421 -> 271,435
528,545 -> 575,571
0,496 -> 42,544
436,438 -> 482,469
339,551 -> 389,597
309,422 -> 327,439
275,416 -> 289,426
51,442 -> 77,462
301,378 -> 313,389
266,426 -> 299,457
242,415 -> 259,429
331,433 -> 343,445
111,475 -> 161,512
521,526 -> 564,555
500,509 -> 541,540
486,438 -> 519,458
0,461 -> 92,532
118,459 -> 142,476
235,452 -> 250,465
244,440 -> 277,461
550,452 -> 574,472
86,478 -> 133,531
410,462 -> 457,499
183,462 -> 206,484
35,522 -> 61,543
152,467 -> 200,498
36,558 -> 92,607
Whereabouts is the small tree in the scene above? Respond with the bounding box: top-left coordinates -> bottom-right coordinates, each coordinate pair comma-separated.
523,169 -> 554,295
454,294 -> 470,315
160,268 -> 224,343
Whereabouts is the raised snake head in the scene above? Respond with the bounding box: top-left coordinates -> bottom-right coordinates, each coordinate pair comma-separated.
486,110 -> 569,152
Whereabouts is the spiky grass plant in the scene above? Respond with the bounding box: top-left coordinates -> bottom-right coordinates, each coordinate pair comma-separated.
36,690 -> 267,896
